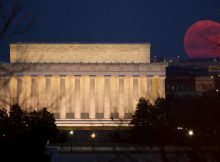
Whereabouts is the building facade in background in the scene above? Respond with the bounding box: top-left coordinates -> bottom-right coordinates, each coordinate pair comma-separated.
166,59 -> 220,96
0,43 -> 167,127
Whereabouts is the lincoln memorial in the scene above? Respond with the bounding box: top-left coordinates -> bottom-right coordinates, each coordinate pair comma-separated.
0,43 -> 167,127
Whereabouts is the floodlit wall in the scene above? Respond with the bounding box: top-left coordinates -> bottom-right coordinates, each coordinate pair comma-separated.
10,43 -> 150,63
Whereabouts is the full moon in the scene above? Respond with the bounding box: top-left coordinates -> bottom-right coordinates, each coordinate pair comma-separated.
184,20 -> 220,58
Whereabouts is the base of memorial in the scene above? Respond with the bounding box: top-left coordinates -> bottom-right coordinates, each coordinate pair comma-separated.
55,119 -> 131,127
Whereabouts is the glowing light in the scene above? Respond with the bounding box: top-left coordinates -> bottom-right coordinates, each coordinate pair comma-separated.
69,130 -> 74,135
177,126 -> 183,130
216,89 -> 219,92
188,130 -> 194,136
91,133 -> 96,139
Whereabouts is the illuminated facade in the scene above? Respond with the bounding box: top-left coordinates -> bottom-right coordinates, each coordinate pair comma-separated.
0,43 -> 167,127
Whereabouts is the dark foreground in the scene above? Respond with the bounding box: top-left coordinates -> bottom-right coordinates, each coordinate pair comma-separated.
47,130 -> 220,162
48,146 -> 217,162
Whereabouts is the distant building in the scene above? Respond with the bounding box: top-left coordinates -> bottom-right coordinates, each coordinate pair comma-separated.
166,59 -> 220,96
166,66 -> 196,96
0,43 -> 167,127
151,56 -> 181,63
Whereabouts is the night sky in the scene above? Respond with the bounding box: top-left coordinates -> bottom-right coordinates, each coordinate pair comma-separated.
1,0 -> 220,62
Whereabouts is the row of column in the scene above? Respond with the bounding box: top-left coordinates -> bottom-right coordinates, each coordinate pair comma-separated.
0,75 -> 165,119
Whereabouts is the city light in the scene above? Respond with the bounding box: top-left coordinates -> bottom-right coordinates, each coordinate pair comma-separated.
69,130 -> 74,152
91,132 -> 96,139
177,126 -> 183,130
69,130 -> 74,135
188,129 -> 194,136
91,132 -> 96,152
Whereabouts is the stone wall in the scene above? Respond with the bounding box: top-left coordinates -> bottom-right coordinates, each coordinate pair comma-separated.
10,43 -> 150,63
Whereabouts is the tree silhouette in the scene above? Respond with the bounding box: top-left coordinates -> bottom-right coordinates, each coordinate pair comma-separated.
0,104 -> 57,162
27,108 -> 57,144
130,97 -> 154,128
130,97 -> 157,144
0,107 -> 8,138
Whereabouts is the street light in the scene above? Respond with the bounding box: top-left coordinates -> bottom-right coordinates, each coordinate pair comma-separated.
69,130 -> 74,152
177,126 -> 183,130
188,129 -> 194,136
91,132 -> 96,139
91,132 -> 96,152
70,130 -> 74,135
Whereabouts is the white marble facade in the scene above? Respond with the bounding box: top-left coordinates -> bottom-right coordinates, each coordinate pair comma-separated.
0,43 -> 167,127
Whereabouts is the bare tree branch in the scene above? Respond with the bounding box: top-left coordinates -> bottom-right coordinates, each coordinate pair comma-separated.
0,0 -> 35,40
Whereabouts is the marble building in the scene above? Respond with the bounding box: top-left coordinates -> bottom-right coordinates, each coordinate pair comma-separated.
0,43 -> 167,127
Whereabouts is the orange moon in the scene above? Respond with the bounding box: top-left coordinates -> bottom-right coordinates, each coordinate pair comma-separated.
184,20 -> 220,58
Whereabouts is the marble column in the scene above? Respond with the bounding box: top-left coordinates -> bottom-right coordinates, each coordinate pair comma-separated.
123,77 -> 129,115
49,76 -> 60,114
9,76 -> 17,105
60,76 -> 66,119
95,76 -> 104,116
31,76 -> 38,110
45,76 -> 52,111
104,75 -> 111,119
133,76 -> 139,112
74,76 -> 81,119
3,76 -> 10,110
119,76 -> 125,119
69,76 -> 75,115
127,76 -> 133,114
65,76 -> 71,116
110,76 -> 118,116
0,77 -> 3,106
37,76 -> 46,109
147,76 -> 153,103
152,76 -> 159,101
159,76 -> 166,98
17,76 -> 23,107
89,76 -> 96,119
23,76 -> 32,110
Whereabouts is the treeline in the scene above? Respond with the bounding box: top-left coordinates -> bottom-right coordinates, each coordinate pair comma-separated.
130,90 -> 220,146
0,105 -> 57,162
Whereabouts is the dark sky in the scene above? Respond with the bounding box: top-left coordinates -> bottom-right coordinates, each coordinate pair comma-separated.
1,0 -> 220,62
